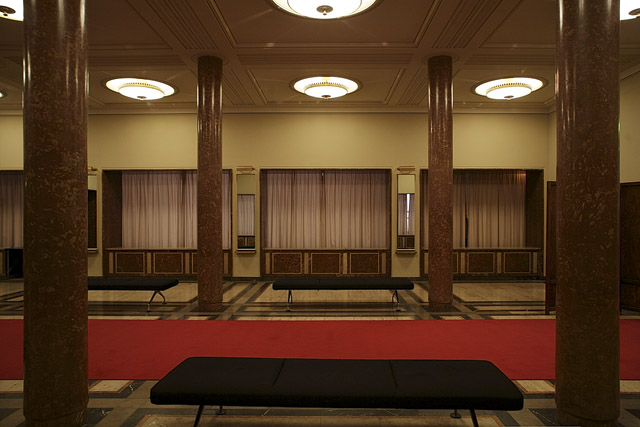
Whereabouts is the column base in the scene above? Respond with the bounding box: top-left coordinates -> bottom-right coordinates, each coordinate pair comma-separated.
558,408 -> 618,427
198,301 -> 223,312
25,408 -> 86,427
428,301 -> 453,311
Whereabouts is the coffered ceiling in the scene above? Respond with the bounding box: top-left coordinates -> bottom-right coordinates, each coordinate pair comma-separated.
0,0 -> 639,114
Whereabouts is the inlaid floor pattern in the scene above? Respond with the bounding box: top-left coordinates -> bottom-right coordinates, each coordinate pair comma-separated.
1,279 -> 639,426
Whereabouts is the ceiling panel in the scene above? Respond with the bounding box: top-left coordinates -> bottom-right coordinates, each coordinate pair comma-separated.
0,0 -> 638,114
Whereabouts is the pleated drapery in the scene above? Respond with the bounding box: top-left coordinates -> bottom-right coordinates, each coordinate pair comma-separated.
122,170 -> 231,249
422,170 -> 526,248
263,169 -> 389,249
0,172 -> 24,248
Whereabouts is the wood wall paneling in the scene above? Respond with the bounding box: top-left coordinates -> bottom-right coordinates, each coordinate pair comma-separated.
102,171 -> 122,275
349,252 -> 380,275
106,249 -> 231,278
0,249 -> 5,279
153,252 -> 184,275
466,252 -> 496,274
310,252 -> 341,274
621,183 -> 640,311
545,182 -> 557,314
271,252 -> 303,275
114,252 -> 145,275
503,252 -> 532,274
262,249 -> 390,277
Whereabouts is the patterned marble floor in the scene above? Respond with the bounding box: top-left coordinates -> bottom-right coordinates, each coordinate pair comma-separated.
1,279 -> 639,426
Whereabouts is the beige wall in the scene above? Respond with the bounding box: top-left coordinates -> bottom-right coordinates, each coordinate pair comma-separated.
3,74 -> 637,277
620,71 -> 640,183
83,112 -> 550,277
0,115 -> 23,169
546,70 -> 640,183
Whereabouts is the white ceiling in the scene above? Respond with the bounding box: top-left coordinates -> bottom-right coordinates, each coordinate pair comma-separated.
0,0 -> 639,114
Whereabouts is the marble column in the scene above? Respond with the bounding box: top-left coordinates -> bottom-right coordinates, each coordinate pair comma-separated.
197,56 -> 224,311
22,1 -> 88,425
427,55 -> 453,309
556,1 -> 620,426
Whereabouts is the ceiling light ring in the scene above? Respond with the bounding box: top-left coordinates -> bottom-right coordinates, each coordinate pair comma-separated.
267,0 -> 381,20
486,82 -> 532,100
103,77 -> 177,101
472,76 -> 546,101
292,75 -> 361,100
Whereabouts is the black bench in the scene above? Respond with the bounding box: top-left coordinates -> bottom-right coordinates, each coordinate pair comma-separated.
272,277 -> 414,311
150,357 -> 524,427
88,277 -> 179,311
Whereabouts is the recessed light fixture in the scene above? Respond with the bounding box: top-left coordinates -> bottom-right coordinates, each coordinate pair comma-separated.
621,0 -> 640,20
0,89 -> 6,98
269,0 -> 380,19
105,78 -> 175,101
473,77 -> 544,100
0,0 -> 23,21
293,76 -> 360,99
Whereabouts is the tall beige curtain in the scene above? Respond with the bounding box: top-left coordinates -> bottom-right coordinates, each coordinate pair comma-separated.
465,170 -> 525,248
263,170 -> 323,248
0,172 -> 23,248
422,170 -> 525,248
421,171 -> 465,248
496,170 -> 526,247
324,170 -> 389,248
222,171 -> 231,249
122,170 -> 231,249
397,193 -> 415,235
263,169 -> 389,249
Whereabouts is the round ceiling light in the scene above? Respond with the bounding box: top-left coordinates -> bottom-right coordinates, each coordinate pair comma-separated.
105,78 -> 175,101
621,0 -> 640,20
269,0 -> 379,19
0,0 -> 23,21
0,89 -> 6,98
473,77 -> 544,100
293,76 -> 360,99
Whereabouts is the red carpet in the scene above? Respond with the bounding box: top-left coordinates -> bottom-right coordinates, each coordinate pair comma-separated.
1,319 -> 638,380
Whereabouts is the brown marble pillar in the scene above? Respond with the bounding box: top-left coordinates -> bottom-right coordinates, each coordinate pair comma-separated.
197,56 -> 224,310
427,55 -> 453,309
22,0 -> 88,425
556,1 -> 620,425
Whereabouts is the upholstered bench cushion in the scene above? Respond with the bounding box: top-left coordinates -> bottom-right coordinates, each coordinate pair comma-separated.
88,277 -> 179,291
272,277 -> 414,291
150,357 -> 523,411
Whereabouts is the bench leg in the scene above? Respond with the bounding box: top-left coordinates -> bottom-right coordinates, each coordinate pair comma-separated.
216,405 -> 227,415
469,409 -> 479,427
147,291 -> 166,312
287,290 -> 293,312
451,409 -> 478,427
392,290 -> 401,311
194,405 -> 204,427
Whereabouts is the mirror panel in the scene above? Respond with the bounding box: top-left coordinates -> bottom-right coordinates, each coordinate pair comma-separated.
237,174 -> 255,249
397,174 -> 415,249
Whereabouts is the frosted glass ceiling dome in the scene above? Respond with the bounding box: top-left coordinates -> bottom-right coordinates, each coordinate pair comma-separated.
105,78 -> 175,101
269,0 -> 380,19
293,76 -> 360,99
473,77 -> 545,100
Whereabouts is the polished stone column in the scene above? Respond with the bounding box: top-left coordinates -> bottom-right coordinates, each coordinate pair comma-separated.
22,1 -> 88,425
197,56 -> 224,310
427,55 -> 453,309
556,1 -> 620,425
